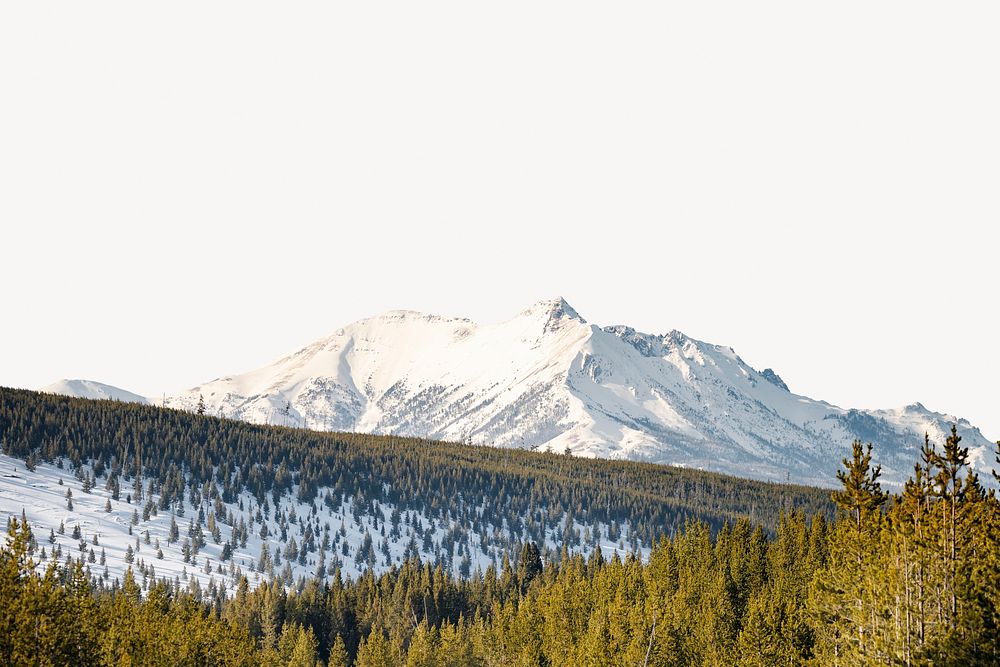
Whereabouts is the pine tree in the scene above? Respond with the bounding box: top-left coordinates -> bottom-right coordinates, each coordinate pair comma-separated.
288,624 -> 319,667
993,440 -> 1000,486
168,516 -> 179,544
832,441 -> 888,541
517,542 -> 543,594
932,425 -> 969,628
327,635 -> 350,667
285,537 -> 299,563
812,440 -> 887,663
356,628 -> 402,667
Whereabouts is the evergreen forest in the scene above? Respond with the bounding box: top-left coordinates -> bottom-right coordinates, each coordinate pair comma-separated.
1,388 -> 999,665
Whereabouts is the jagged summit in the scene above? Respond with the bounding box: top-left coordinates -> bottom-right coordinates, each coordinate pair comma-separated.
519,296 -> 586,325
761,368 -> 789,392
41,299 -> 997,488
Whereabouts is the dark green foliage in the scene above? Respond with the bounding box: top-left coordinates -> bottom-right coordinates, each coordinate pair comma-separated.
0,387 -> 832,545
0,518 -> 256,666
1,388 -> 996,664
811,427 -> 1000,664
516,541 -> 542,593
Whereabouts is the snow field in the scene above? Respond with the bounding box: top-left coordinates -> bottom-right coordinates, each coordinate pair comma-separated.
0,453 -> 646,597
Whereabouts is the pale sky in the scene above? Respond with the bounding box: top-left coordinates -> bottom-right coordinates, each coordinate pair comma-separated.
1,2 -> 997,440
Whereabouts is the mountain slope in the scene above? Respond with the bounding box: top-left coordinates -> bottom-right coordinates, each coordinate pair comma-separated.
42,379 -> 149,405
158,298 -> 995,487
0,388 -> 833,594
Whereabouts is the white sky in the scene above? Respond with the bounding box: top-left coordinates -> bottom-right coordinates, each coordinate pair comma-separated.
1,2 -> 997,440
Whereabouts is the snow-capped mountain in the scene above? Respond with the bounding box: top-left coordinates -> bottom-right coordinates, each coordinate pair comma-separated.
144,298 -> 995,488
42,379 -> 149,405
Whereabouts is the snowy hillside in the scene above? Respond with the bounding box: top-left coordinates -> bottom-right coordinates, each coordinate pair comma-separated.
42,299 -> 995,487
42,379 -> 148,405
0,451 -> 633,596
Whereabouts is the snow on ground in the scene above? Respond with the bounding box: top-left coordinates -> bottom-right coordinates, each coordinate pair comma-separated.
40,299 -> 996,489
0,453 -> 646,596
40,379 -> 149,404
150,298 -> 997,488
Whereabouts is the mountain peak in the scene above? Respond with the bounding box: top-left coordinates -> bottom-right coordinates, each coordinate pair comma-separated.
154,300 -> 994,488
521,297 -> 585,324
761,368 -> 789,392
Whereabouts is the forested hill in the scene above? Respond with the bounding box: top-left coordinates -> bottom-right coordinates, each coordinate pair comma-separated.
0,387 -> 830,546
2,387 -> 998,664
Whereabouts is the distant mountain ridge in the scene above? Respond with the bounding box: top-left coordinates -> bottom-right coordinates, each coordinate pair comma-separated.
41,379 -> 148,405
42,298 -> 996,487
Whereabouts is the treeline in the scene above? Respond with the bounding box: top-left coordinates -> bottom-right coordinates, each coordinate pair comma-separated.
0,510 -> 825,666
0,387 -> 832,543
1,522 -> 258,665
3,428 -> 999,665
810,433 -> 1000,663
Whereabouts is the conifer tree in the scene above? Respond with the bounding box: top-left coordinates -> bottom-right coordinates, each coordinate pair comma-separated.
932,425 -> 969,627
812,440 -> 886,663
516,542 -> 542,594
168,516 -> 179,544
327,635 -> 350,667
